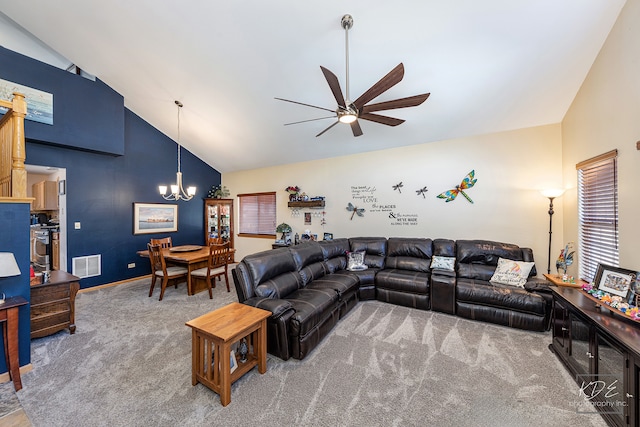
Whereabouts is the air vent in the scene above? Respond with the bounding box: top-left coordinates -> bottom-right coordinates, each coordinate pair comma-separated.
72,254 -> 101,278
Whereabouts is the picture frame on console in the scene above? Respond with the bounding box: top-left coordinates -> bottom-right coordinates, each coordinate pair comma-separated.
594,263 -> 636,299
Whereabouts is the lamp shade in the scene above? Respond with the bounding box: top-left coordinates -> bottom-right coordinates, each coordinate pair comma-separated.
541,189 -> 565,199
0,253 -> 21,277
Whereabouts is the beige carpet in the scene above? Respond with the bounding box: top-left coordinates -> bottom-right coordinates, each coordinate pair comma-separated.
7,277 -> 606,426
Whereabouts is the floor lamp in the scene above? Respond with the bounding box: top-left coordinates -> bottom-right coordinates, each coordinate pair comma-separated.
541,189 -> 565,274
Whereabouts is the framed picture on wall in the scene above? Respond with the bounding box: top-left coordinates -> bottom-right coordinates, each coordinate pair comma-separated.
133,203 -> 178,234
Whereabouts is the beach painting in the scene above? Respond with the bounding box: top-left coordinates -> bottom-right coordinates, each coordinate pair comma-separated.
133,203 -> 178,234
0,78 -> 54,125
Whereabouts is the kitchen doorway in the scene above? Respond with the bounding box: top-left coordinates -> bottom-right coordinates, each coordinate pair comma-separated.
26,164 -> 67,272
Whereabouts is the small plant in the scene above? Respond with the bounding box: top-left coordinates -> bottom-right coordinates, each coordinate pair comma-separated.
208,184 -> 230,199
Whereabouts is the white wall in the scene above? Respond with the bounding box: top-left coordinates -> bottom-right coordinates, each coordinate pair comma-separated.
561,0 -> 640,273
225,124 -> 563,276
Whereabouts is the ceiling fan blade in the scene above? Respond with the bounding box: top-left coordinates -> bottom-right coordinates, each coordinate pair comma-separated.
320,66 -> 346,108
361,93 -> 430,114
284,116 -> 335,126
352,63 -> 405,110
274,97 -> 335,113
350,120 -> 363,137
316,121 -> 340,137
358,113 -> 405,127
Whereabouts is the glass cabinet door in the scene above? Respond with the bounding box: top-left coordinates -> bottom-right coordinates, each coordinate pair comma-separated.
203,199 -> 234,261
207,204 -> 220,240
552,298 -> 569,354
594,333 -> 627,425
219,204 -> 230,241
568,313 -> 592,377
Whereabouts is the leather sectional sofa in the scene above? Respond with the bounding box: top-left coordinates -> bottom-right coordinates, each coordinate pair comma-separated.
232,237 -> 552,361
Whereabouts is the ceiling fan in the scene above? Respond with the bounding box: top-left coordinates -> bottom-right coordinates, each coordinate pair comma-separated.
275,14 -> 430,137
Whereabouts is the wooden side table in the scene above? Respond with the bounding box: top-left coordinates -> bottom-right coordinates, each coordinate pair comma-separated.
543,273 -> 587,288
185,302 -> 271,406
0,296 -> 28,391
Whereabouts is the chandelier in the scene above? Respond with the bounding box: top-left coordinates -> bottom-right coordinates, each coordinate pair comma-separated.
158,100 -> 196,201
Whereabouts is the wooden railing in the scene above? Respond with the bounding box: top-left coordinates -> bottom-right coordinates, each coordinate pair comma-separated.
0,92 -> 27,198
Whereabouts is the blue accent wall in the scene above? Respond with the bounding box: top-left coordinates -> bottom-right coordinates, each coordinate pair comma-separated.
26,109 -> 220,287
0,46 -> 221,375
0,46 -> 125,155
0,202 -> 32,372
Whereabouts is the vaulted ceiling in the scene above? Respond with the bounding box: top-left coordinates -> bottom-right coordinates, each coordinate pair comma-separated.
0,1 -> 626,172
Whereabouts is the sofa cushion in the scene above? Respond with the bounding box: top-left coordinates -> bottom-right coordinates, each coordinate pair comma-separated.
243,247 -> 298,288
457,240 -> 524,266
254,271 -> 303,299
319,239 -> 349,273
287,288 -> 340,337
456,278 -> 546,316
433,238 -> 456,257
490,258 -> 535,288
289,242 -> 326,286
349,237 -> 387,269
385,237 -> 432,272
376,269 -> 430,294
319,238 -> 350,259
306,274 -> 360,297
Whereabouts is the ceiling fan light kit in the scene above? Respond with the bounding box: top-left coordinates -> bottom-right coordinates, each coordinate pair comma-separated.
276,14 -> 430,137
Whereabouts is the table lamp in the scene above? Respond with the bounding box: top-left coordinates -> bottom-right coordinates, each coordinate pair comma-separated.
0,252 -> 21,304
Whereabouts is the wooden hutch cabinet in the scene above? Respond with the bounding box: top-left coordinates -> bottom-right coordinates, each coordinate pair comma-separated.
550,286 -> 640,427
204,198 -> 234,261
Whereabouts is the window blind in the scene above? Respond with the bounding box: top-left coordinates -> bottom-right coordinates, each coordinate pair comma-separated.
577,150 -> 618,282
238,192 -> 276,237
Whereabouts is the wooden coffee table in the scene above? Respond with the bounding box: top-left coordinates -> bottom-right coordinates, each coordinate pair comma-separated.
185,302 -> 271,406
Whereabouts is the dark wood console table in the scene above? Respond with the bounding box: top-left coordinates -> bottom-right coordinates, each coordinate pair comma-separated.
0,296 -> 28,391
30,271 -> 80,339
550,286 -> 640,426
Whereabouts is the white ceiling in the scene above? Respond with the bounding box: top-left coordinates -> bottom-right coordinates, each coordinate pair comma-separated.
0,1 -> 626,173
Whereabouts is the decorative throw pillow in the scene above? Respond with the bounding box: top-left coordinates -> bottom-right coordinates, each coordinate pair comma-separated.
490,257 -> 535,287
346,251 -> 366,271
430,256 -> 456,271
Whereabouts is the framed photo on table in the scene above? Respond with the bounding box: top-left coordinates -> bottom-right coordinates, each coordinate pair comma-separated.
594,263 -> 637,298
133,203 -> 178,235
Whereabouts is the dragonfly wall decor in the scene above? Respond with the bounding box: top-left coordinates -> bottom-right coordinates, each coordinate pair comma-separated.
392,182 -> 403,193
416,186 -> 428,198
346,202 -> 365,220
437,170 -> 477,204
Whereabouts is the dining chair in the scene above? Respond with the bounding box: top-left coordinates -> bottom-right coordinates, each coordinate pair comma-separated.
147,243 -> 188,301
190,242 -> 231,298
209,237 -> 227,246
150,237 -> 172,248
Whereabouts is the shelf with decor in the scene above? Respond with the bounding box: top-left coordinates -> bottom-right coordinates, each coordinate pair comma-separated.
287,200 -> 325,208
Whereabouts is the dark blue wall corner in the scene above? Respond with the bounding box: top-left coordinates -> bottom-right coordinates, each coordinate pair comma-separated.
27,109 -> 221,287
1,45 -> 221,288
0,202 -> 32,372
0,46 -> 125,155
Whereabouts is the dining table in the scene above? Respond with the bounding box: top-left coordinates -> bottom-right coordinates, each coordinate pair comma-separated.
137,245 -> 235,296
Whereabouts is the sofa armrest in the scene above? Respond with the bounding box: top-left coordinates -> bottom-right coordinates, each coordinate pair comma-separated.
243,297 -> 294,318
432,268 -> 456,277
431,269 -> 456,314
243,297 -> 295,360
524,278 -> 554,294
